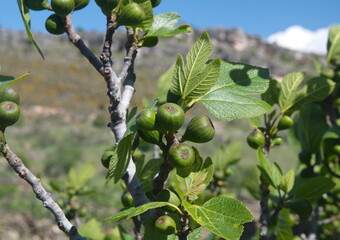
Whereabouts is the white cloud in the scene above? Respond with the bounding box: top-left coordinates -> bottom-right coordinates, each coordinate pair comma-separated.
267,25 -> 328,55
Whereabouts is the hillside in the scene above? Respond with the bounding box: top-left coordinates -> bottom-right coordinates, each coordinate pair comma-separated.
0,27 -> 324,120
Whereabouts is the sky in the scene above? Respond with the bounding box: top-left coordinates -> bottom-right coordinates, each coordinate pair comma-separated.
1,0 -> 340,54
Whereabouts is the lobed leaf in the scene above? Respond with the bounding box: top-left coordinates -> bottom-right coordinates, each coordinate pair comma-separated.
183,197 -> 253,240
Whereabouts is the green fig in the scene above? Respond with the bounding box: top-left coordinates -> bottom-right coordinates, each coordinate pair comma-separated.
101,150 -> 114,168
247,130 -> 265,149
168,143 -> 195,168
182,115 -> 215,143
116,3 -> 145,27
151,0 -> 161,8
277,115 -> 294,130
333,144 -> 340,155
138,129 -> 162,145
45,14 -> 65,35
272,136 -> 283,146
0,101 -> 20,130
156,189 -> 181,210
140,37 -> 159,48
51,0 -> 75,18
0,86 -> 20,105
155,215 -> 177,235
95,0 -> 119,15
24,0 -> 49,10
121,191 -> 134,207
136,109 -> 156,131
156,103 -> 184,133
74,0 -> 90,10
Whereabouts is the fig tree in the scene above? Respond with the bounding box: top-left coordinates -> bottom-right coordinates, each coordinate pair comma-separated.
136,109 -> 156,131
247,130 -> 265,149
95,0 -> 119,15
140,37 -> 159,48
0,101 -> 20,129
168,143 -> 195,168
0,86 -> 20,105
156,103 -> 184,133
121,191 -> 134,207
138,129 -> 162,145
24,0 -> 49,10
45,14 -> 65,35
277,115 -> 294,130
74,0 -> 90,10
156,189 -> 181,209
51,0 -> 75,18
182,115 -> 215,143
155,215 -> 177,235
151,0 -> 161,8
116,3 -> 145,27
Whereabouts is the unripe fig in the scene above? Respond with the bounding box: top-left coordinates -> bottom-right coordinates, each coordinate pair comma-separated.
277,115 -> 294,130
121,191 -> 134,207
156,103 -> 184,133
101,150 -> 114,168
0,86 -> 20,105
95,0 -> 119,15
51,0 -> 75,18
116,3 -> 145,27
168,143 -> 195,168
182,115 -> 215,143
333,144 -> 340,155
0,101 -> 20,130
155,215 -> 177,235
298,150 -> 312,165
151,0 -> 161,8
136,109 -> 156,131
156,189 -> 181,209
74,0 -> 90,10
140,37 -> 159,48
24,0 -> 49,10
138,129 -> 162,145
45,14 -> 65,35
272,136 -> 283,146
247,130 -> 265,149
166,90 -> 181,104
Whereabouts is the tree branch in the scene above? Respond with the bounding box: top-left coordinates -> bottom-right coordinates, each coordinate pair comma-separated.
64,15 -> 104,76
0,144 -> 87,240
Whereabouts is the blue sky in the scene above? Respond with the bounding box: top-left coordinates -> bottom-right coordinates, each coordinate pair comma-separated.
0,0 -> 339,38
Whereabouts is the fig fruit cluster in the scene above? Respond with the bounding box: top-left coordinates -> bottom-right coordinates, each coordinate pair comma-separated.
135,102 -> 215,170
0,86 -> 21,131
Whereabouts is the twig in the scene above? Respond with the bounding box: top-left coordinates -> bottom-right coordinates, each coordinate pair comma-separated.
0,144 -> 87,240
259,175 -> 270,240
64,15 -> 104,76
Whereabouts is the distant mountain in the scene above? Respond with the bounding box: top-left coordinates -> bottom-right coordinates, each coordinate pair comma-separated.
0,27 -> 324,118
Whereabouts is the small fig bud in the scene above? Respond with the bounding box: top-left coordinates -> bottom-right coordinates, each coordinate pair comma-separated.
121,191 -> 134,207
45,14 -> 65,35
247,129 -> 265,149
0,101 -> 20,130
138,129 -> 162,145
182,115 -> 215,143
101,150 -> 114,169
168,143 -> 195,168
156,103 -> 184,134
136,109 -> 156,131
272,136 -> 283,146
116,3 -> 145,27
0,86 -> 20,105
277,115 -> 294,130
51,0 -> 75,18
155,215 -> 177,235
333,144 -> 340,155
